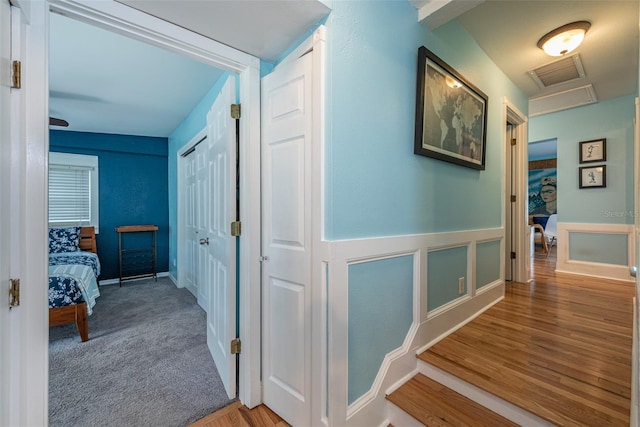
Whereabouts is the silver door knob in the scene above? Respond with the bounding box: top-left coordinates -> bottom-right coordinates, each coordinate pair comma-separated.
199,237 -> 209,245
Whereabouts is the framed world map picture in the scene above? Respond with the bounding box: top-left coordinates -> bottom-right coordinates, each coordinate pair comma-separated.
414,46 -> 488,170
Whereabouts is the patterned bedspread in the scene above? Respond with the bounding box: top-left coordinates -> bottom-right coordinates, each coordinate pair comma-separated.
48,252 -> 101,315
49,251 -> 101,278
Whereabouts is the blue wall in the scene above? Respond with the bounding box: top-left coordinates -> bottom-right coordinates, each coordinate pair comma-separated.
348,255 -> 413,404
50,130 -> 169,280
316,1 -> 528,406
323,2 -> 528,239
427,246 -> 467,311
529,95 -> 636,224
477,240 -> 501,289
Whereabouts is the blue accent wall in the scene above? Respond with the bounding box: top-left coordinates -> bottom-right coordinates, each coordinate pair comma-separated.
50,130 -> 169,280
427,246 -> 468,311
477,240 -> 501,289
569,232 -> 628,265
348,255 -> 413,405
323,3 -> 528,239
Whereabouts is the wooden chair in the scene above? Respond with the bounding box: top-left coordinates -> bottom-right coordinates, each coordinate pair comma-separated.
532,223 -> 549,253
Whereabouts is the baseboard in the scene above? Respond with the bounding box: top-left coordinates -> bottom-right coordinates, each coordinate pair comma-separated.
555,261 -> 634,283
168,273 -> 177,286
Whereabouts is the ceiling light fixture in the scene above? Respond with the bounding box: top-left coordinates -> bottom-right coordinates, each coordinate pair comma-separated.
537,21 -> 591,57
445,76 -> 462,88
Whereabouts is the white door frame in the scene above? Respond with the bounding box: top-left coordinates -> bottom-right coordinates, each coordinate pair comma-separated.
631,96 -> 639,427
502,98 -> 529,283
17,1 -> 262,423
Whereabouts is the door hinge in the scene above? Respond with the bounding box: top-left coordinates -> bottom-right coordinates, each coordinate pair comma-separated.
231,338 -> 241,355
230,221 -> 241,237
510,251 -> 516,260
11,61 -> 21,89
511,138 -> 516,146
9,278 -> 20,308
511,195 -> 516,203
230,104 -> 241,119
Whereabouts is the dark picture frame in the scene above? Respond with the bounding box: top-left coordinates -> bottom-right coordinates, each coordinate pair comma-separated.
579,165 -> 606,188
579,138 -> 606,163
414,46 -> 488,170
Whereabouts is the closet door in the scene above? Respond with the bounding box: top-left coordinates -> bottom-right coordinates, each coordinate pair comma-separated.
261,52 -> 313,427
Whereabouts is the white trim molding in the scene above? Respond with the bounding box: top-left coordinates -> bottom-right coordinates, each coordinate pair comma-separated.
556,222 -> 635,282
502,97 -> 529,284
328,228 -> 505,426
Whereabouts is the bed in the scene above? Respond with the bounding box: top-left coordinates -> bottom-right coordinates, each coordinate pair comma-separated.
48,226 -> 101,342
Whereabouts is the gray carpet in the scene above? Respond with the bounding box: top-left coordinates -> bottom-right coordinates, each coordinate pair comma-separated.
49,277 -> 234,427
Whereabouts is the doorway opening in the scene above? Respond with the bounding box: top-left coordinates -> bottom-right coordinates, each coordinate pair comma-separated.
47,10 -> 238,425
503,99 -> 529,284
41,0 -> 262,422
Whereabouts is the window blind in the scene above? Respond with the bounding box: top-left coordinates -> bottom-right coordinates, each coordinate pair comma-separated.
48,166 -> 92,224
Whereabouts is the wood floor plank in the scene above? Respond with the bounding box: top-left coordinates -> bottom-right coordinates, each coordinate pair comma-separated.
188,402 -> 289,427
386,374 -> 519,427
418,249 -> 634,427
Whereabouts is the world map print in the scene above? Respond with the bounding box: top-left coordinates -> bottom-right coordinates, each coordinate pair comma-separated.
422,63 -> 485,164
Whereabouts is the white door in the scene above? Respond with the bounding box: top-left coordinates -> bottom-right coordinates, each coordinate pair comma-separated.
0,0 -> 12,423
261,53 -> 313,426
195,141 -> 209,309
183,148 -> 198,297
205,76 -> 237,399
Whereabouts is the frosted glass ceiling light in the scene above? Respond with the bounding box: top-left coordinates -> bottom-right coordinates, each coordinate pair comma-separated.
537,21 -> 591,56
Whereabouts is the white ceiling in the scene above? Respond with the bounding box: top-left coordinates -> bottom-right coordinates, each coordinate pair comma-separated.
49,12 -> 227,137
116,0 -> 331,63
49,0 -> 330,137
51,0 -> 638,138
455,1 -> 639,111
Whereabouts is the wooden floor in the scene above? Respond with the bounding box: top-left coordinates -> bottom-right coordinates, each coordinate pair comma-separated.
419,246 -> 636,426
188,401 -> 288,427
387,373 -> 520,426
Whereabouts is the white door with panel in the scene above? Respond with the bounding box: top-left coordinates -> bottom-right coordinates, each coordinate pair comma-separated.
261,53 -> 313,426
195,141 -> 209,309
183,148 -> 198,298
0,0 -> 12,422
205,76 -> 237,399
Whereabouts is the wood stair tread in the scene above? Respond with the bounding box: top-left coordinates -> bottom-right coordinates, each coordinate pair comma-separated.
386,374 -> 518,427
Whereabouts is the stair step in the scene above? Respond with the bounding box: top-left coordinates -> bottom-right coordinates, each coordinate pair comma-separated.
386,374 -> 518,427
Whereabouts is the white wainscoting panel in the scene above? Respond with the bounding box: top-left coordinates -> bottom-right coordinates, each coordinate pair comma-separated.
327,228 -> 505,426
556,222 -> 635,282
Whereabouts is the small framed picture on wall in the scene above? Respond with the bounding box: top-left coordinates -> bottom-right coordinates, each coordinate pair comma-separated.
579,165 -> 606,189
579,138 -> 606,163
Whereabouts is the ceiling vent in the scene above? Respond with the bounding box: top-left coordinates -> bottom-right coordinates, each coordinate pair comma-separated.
529,84 -> 597,117
528,54 -> 586,88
